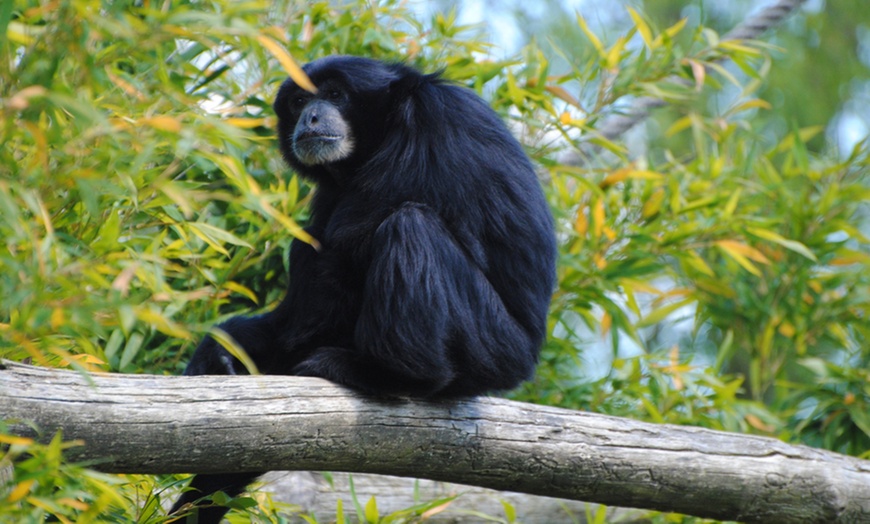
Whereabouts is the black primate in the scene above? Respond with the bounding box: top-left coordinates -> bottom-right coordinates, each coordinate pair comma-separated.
171,56 -> 557,522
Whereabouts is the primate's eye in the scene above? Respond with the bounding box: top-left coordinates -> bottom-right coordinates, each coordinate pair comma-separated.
292,96 -> 307,108
326,89 -> 342,100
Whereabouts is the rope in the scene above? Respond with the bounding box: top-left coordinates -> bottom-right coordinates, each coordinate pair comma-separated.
591,0 -> 807,144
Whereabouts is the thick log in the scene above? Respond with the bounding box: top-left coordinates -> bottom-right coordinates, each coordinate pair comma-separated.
2,360 -> 869,522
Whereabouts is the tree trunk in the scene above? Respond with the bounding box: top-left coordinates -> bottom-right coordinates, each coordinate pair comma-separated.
2,360 -> 869,523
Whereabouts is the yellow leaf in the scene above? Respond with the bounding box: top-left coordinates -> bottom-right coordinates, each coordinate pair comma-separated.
592,198 -> 605,239
7,480 -> 35,503
225,117 -> 269,129
7,85 -> 47,111
730,99 -> 772,113
666,18 -> 689,38
652,17 -> 687,47
746,227 -> 818,261
715,240 -> 770,263
159,182 -> 194,218
136,308 -> 192,339
682,196 -> 717,212
640,397 -> 665,423
711,156 -> 724,178
7,21 -> 42,45
745,414 -> 774,432
723,188 -> 741,217
223,281 -> 259,304
593,253 -> 607,269
778,321 -> 796,338
364,496 -> 379,523
668,346 -> 684,390
574,207 -> 588,237
258,196 -> 321,250
421,499 -> 455,518
257,35 -> 317,93
336,499 -> 345,524
620,278 -> 662,295
59,354 -> 106,367
0,435 -> 34,446
670,187 -> 682,213
606,36 -> 627,70
210,327 -> 259,375
642,188 -> 665,218
601,168 -> 664,188
58,498 -> 90,511
666,116 -> 693,137
707,61 -> 742,88
686,59 -> 705,91
106,68 -> 146,101
797,125 -> 826,144
627,7 -> 654,49
600,311 -> 612,337
628,169 -> 665,180
600,167 -> 631,188
187,223 -> 229,256
830,250 -> 870,266
715,240 -> 766,276
50,308 -> 65,330
140,116 -> 182,133
576,13 -> 605,56
546,85 -> 582,108
720,40 -> 762,55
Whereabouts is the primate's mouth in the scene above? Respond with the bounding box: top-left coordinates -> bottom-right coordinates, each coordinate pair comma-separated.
297,132 -> 342,142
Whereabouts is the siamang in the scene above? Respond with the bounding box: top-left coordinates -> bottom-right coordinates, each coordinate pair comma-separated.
170,56 -> 557,522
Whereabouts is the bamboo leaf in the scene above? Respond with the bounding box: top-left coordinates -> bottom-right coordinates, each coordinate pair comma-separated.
576,13 -> 605,56
139,116 -> 181,133
715,240 -> 767,276
545,85 -> 582,108
652,17 -> 687,47
746,227 -> 818,261
730,98 -> 772,114
364,496 -> 379,523
627,7 -> 654,49
723,188 -> 741,218
209,327 -> 260,375
715,240 -> 770,263
638,297 -> 696,327
257,34 -> 317,93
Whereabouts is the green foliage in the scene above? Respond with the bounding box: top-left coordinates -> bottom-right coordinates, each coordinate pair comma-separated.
2,0 -> 869,522
507,8 -> 870,457
0,424 -> 154,523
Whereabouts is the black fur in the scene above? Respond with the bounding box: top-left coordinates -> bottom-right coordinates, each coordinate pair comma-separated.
171,56 -> 556,522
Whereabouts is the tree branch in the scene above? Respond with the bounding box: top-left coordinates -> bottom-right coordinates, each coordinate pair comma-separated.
261,471 -> 645,522
2,361 -> 869,522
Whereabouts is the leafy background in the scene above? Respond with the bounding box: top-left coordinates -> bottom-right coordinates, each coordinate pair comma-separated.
1,0 -> 869,522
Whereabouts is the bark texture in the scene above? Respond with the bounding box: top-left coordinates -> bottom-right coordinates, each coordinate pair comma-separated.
2,361 -> 869,523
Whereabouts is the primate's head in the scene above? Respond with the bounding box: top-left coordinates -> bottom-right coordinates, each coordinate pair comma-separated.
273,56 -> 420,178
